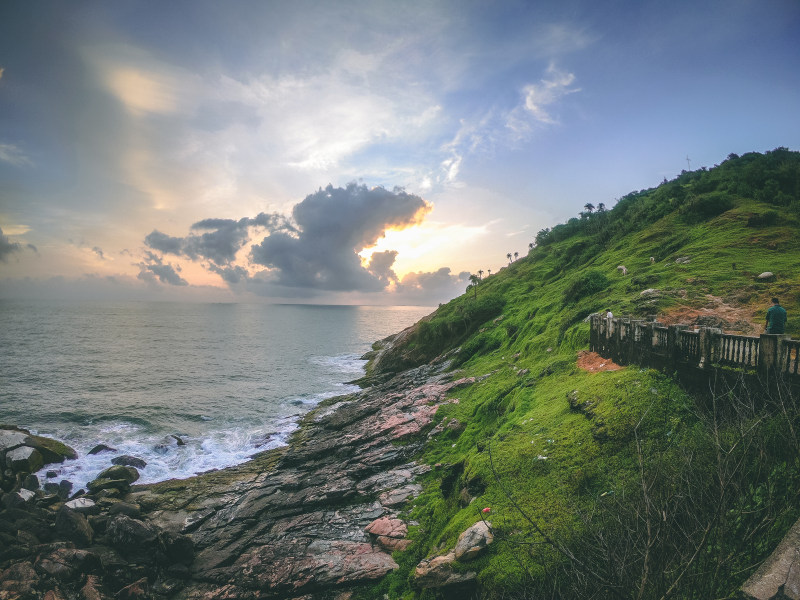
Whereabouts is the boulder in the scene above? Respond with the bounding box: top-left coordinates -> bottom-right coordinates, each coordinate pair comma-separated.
34,548 -> 100,582
64,497 -> 98,514
22,473 -> 39,490
87,478 -> 131,494
96,465 -> 139,484
414,552 -> 476,588
0,429 -> 28,453
106,514 -> 159,548
454,521 -> 493,561
55,507 -> 94,546
741,516 -> 800,599
366,517 -> 412,552
111,455 -> 147,469
88,444 -> 116,455
5,446 -> 44,473
108,501 -> 142,519
24,434 -> 78,463
0,561 -> 39,597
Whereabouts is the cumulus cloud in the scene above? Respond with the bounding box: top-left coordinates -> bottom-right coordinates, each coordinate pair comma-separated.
520,63 -> 579,125
145,212 -> 295,266
249,183 -> 430,291
141,183 -> 431,295
136,251 -> 188,286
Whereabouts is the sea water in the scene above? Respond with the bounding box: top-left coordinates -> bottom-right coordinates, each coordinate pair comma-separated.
0,300 -> 432,487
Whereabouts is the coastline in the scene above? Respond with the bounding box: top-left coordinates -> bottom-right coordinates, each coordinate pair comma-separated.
1,329 -> 474,598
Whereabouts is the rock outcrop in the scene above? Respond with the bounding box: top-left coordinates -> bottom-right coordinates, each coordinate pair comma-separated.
0,361 -> 469,599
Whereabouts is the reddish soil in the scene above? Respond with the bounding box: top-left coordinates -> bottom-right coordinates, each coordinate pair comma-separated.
658,294 -> 762,334
577,350 -> 623,373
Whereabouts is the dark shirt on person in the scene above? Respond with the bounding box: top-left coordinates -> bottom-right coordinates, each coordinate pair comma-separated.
766,304 -> 788,334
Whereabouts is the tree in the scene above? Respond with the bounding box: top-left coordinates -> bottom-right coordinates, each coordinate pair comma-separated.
584,203 -> 595,214
468,274 -> 480,298
514,251 -> 519,261
487,269 -> 492,276
507,253 -> 513,264
529,242 -> 534,250
478,269 -> 484,280
597,203 -> 606,213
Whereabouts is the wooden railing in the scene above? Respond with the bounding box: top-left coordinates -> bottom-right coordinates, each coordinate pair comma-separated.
589,315 -> 798,378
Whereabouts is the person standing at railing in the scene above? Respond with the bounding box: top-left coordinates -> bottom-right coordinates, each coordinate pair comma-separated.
766,298 -> 788,334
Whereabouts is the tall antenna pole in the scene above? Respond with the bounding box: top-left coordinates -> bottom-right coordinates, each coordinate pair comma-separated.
686,155 -> 692,170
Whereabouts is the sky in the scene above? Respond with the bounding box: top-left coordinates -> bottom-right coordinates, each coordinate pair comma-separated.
1,0 -> 799,305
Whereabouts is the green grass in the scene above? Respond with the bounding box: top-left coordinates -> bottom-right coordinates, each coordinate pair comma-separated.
357,149 -> 800,599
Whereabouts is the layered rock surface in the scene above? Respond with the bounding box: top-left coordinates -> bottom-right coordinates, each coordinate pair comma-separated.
0,362 -> 471,599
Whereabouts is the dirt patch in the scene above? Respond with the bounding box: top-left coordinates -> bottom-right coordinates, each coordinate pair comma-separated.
658,294 -> 762,334
577,351 -> 623,373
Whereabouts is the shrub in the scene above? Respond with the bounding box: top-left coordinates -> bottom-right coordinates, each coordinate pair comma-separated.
683,192 -> 734,223
563,270 -> 610,303
747,210 -> 780,227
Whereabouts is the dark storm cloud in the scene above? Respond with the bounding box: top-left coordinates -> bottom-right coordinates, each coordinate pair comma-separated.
250,183 -> 429,291
136,251 -> 188,286
0,227 -> 34,262
145,212 -> 294,266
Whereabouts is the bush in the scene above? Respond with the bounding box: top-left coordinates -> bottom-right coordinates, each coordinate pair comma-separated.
683,192 -> 734,223
747,210 -> 780,227
563,270 -> 610,303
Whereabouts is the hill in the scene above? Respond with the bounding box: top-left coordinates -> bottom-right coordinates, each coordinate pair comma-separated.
356,148 -> 800,599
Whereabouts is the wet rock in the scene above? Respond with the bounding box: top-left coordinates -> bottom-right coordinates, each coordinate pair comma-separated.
88,444 -> 117,455
87,478 -> 130,495
96,465 -> 139,484
414,552 -> 476,588
23,473 -> 39,490
55,506 -> 94,546
46,470 -> 59,478
454,521 -> 493,561
23,433 -> 78,463
111,455 -> 147,469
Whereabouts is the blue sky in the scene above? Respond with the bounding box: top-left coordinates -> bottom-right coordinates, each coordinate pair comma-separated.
1,0 -> 798,304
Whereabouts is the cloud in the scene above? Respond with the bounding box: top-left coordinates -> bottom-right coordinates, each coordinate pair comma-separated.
92,246 -> 105,260
520,63 -> 580,125
145,212 -> 295,266
249,183 -> 430,291
0,143 -> 32,167
395,267 -> 470,300
0,226 -> 35,262
136,251 -> 188,286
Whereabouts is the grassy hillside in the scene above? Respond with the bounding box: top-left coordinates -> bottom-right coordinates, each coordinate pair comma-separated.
359,148 -> 800,599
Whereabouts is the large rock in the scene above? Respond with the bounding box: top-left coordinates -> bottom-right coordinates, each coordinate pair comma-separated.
112,455 -> 147,469
34,548 -> 100,582
96,465 -> 139,484
454,521 -> 493,561
24,433 -> 78,463
5,446 -> 44,473
414,552 -> 476,588
366,517 -> 412,552
741,516 -> 800,599
0,429 -> 28,453
55,507 -> 94,546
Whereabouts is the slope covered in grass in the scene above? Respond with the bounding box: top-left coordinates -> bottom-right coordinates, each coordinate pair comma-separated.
359,149 -> 800,599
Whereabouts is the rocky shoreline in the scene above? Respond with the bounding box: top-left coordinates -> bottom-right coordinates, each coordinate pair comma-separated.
1,356 -> 493,600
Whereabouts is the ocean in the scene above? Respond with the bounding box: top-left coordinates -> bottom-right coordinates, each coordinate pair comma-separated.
0,300 -> 432,488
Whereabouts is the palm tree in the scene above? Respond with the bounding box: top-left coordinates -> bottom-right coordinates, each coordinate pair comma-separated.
584,202 -> 595,214
597,202 -> 606,213
477,269 -> 484,280
529,242 -> 534,250
507,253 -> 512,264
468,274 -> 480,298
487,269 -> 492,276
514,251 -> 519,261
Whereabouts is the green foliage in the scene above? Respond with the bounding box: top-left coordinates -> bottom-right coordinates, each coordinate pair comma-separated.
682,191 -> 734,223
358,149 -> 800,600
562,269 -> 610,303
